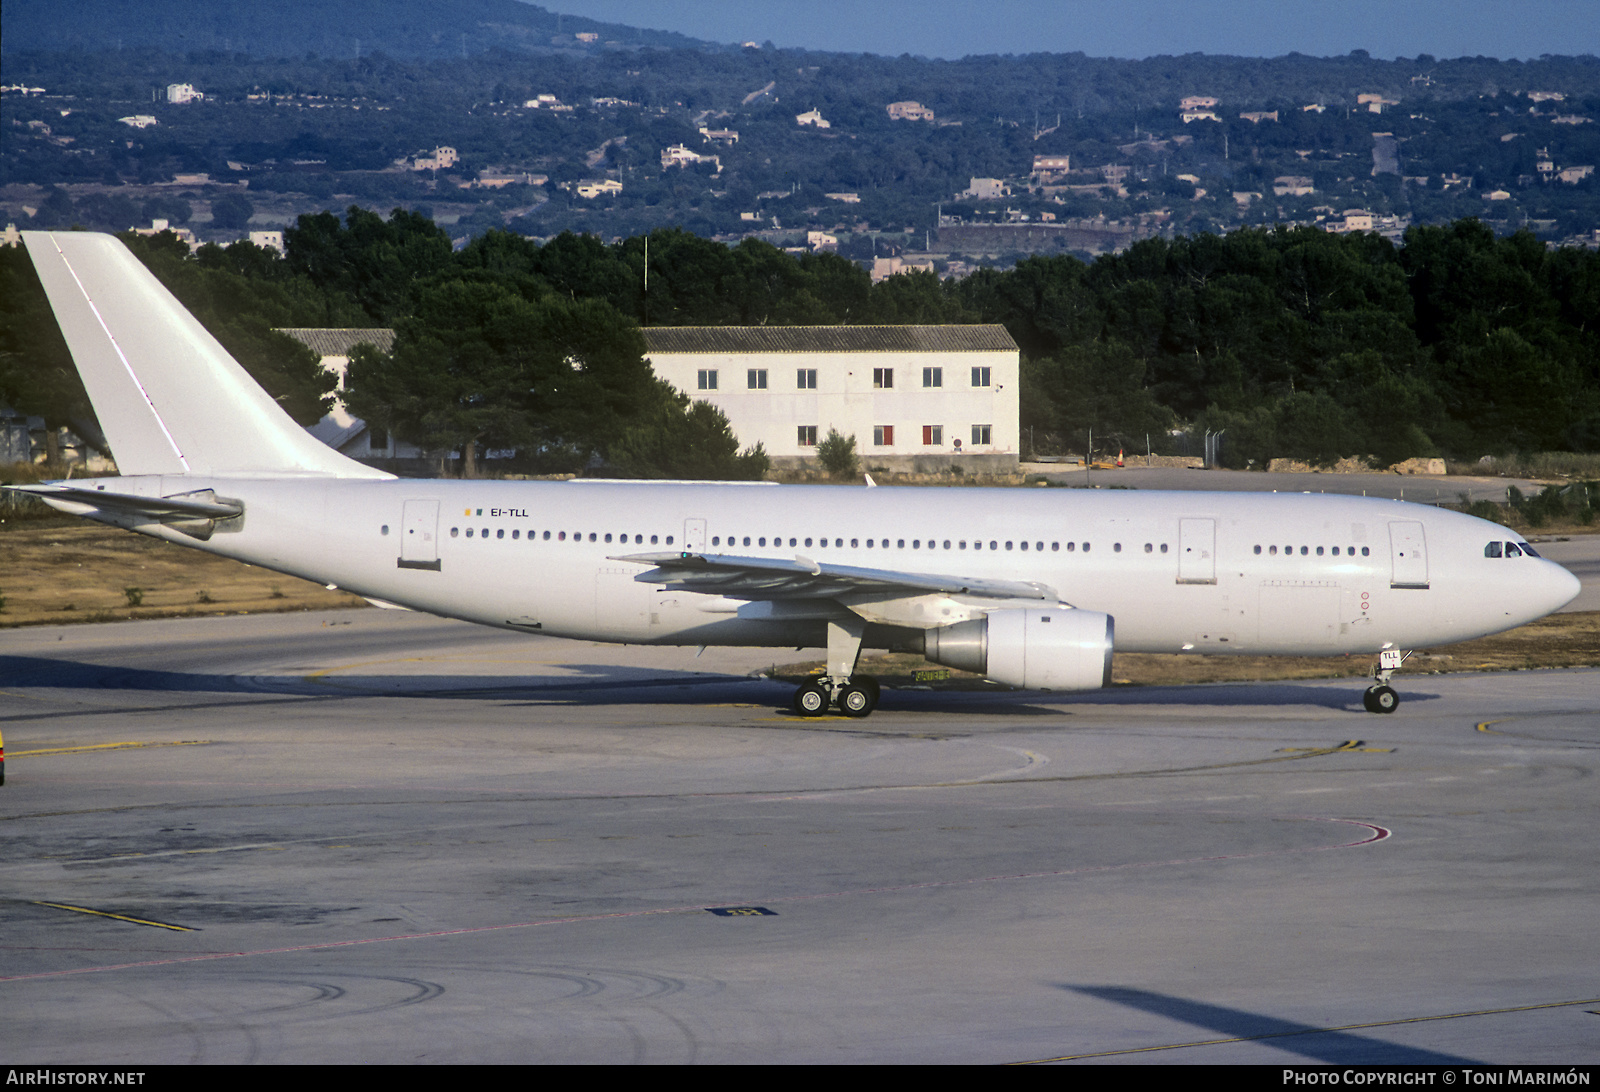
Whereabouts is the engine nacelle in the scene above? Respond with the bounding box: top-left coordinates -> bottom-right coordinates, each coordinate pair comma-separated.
922,608 -> 1114,691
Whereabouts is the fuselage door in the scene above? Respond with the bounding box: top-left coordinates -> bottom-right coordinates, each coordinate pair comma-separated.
398,499 -> 441,571
1178,518 -> 1217,584
684,517 -> 707,551
1389,521 -> 1429,589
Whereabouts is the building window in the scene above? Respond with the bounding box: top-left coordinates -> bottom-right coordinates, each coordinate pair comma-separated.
874,425 -> 894,446
972,424 -> 992,445
797,368 -> 817,389
922,425 -> 943,445
873,367 -> 893,389
798,425 -> 817,446
698,369 -> 718,390
922,367 -> 942,388
971,366 -> 991,387
747,368 -> 767,389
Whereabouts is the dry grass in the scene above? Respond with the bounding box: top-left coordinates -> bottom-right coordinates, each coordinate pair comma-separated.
0,523 -> 366,626
770,612 -> 1600,690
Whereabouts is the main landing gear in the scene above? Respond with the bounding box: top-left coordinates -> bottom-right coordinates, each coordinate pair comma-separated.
791,617 -> 880,718
1362,648 -> 1410,714
792,674 -> 881,718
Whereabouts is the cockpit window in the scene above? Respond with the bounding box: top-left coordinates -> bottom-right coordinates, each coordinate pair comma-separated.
1485,541 -> 1502,558
1505,542 -> 1523,557
1519,543 -> 1540,557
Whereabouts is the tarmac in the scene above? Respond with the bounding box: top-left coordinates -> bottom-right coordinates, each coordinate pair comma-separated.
2,609 -> 1597,1064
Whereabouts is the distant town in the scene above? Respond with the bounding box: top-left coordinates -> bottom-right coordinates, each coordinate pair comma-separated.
3,28 -> 1598,271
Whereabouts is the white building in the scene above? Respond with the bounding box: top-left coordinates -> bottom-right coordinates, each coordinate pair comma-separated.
119,115 -> 159,129
249,230 -> 286,254
575,178 -> 623,198
963,177 -> 1010,200
641,326 -> 1020,473
795,109 -> 830,128
411,146 -> 459,171
166,83 -> 203,104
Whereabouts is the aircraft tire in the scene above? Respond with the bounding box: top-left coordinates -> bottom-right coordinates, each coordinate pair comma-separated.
1370,685 -> 1400,713
838,683 -> 875,718
853,675 -> 880,706
793,681 -> 830,717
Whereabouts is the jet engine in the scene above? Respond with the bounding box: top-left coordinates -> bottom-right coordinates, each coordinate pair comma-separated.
922,608 -> 1114,691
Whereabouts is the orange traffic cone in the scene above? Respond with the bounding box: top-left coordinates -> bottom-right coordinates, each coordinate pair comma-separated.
1116,448 -> 1124,467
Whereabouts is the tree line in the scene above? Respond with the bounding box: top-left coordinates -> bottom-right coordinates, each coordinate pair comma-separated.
3,209 -> 1597,477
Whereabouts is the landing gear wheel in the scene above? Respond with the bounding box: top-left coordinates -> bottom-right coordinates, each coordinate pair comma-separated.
837,682 -> 876,718
793,681 -> 830,717
854,674 -> 880,707
1363,685 -> 1399,714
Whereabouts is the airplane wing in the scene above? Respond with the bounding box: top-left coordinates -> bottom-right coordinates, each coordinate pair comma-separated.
611,550 -> 1056,602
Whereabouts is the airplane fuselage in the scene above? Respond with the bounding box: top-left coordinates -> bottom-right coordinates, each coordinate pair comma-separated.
62,476 -> 1578,658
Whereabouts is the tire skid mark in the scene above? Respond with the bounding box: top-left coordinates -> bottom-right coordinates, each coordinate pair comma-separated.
0,817 -> 1389,983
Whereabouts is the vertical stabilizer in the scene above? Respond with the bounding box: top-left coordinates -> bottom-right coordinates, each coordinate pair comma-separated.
22,231 -> 391,479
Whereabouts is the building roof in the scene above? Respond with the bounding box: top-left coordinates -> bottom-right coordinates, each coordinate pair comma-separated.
275,328 -> 395,356
641,325 -> 1017,355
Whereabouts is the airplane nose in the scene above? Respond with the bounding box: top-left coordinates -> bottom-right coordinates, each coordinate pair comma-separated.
1540,559 -> 1582,615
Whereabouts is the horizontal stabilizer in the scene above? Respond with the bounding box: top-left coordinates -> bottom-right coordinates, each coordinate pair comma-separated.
22,231 -> 391,479
8,483 -> 243,520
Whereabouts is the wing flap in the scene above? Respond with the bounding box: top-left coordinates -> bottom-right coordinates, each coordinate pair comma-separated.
610,550 -> 1055,602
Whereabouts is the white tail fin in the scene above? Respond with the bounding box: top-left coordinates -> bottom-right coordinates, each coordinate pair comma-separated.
23,231 -> 390,479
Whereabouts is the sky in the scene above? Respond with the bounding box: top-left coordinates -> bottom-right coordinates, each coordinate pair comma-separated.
540,0 -> 1599,61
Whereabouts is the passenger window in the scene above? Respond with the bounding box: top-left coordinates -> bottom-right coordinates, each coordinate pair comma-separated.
1160,544 -> 1168,553
1316,546 -> 1323,556
943,540 -> 951,549
604,533 -> 612,543
650,535 -> 658,544
712,536 -> 720,546
1361,547 -> 1369,556
451,527 -> 460,538
497,529 -> 504,539
544,531 -> 552,540
666,536 -> 674,545
1332,547 -> 1339,555
466,528 -> 474,538
1112,543 -> 1121,553
1252,545 -> 1261,555
1020,541 -> 1028,551
1066,542 -> 1075,552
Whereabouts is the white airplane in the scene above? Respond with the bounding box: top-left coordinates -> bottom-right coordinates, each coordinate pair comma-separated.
8,232 -> 1581,717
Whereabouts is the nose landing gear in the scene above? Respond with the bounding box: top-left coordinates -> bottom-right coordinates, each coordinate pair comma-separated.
1362,648 -> 1409,714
